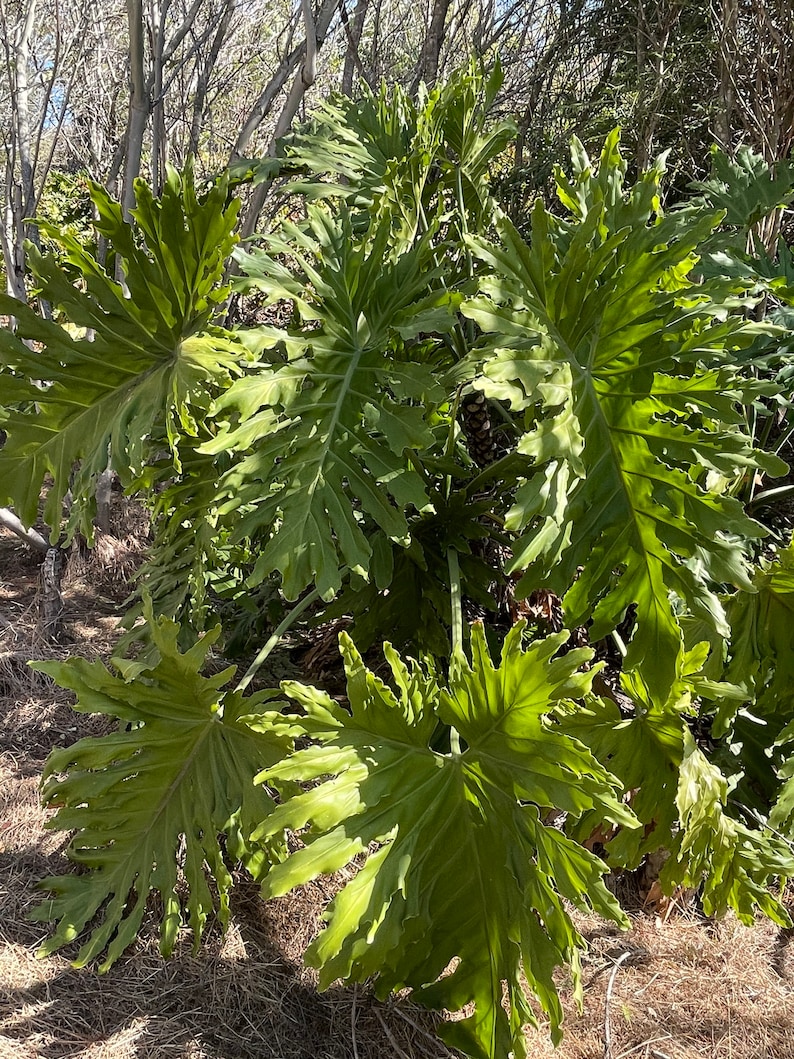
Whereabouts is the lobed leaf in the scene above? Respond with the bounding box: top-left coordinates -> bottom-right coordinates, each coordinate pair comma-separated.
465,132 -> 786,697
0,164 -> 243,538
30,607 -> 288,970
208,207 -> 455,600
254,623 -> 635,1057
560,645 -> 794,924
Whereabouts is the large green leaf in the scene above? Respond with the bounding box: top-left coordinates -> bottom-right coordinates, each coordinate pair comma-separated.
0,164 -> 243,537
116,434 -> 237,650
724,543 -> 794,837
667,728 -> 793,924
719,541 -> 794,733
204,62 -> 516,608
464,131 -> 785,697
30,607 -> 288,971
205,206 -> 458,600
691,147 -> 794,314
252,624 -> 635,1057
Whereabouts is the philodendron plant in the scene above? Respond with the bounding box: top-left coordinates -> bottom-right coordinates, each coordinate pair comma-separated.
2,61 -> 794,1059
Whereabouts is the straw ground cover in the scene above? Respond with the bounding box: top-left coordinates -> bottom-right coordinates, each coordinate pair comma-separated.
2,522 -> 794,1059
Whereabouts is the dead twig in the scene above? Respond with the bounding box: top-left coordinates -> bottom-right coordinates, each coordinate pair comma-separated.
604,949 -> 632,1059
351,982 -> 359,1059
373,1008 -> 411,1059
388,1004 -> 456,1057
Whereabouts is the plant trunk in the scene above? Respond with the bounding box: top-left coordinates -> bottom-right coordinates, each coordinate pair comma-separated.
341,0 -> 370,94
38,546 -> 65,642
714,0 -> 738,152
0,0 -> 37,300
236,0 -> 339,239
95,469 -> 116,534
150,0 -> 168,195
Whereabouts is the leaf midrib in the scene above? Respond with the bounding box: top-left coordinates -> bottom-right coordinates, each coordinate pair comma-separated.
101,714 -> 223,874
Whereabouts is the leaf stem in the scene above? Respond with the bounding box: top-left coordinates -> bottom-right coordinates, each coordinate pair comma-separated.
747,483 -> 794,511
467,448 -> 523,492
404,447 -> 431,485
445,385 -> 464,461
445,385 -> 464,503
610,628 -> 628,659
448,546 -> 463,655
236,587 -> 322,693
449,726 -> 462,756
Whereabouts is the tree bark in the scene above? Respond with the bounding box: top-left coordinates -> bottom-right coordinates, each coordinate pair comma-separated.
122,0 -> 151,218
14,0 -> 37,221
150,0 -> 169,195
341,0 -> 370,94
230,6 -> 314,161
38,546 -> 65,642
0,0 -> 37,300
236,0 -> 340,239
94,469 -> 116,535
410,0 -> 452,95
714,0 -> 738,152
188,0 -> 236,156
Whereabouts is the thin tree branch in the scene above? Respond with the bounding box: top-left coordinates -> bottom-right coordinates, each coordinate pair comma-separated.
0,507 -> 49,552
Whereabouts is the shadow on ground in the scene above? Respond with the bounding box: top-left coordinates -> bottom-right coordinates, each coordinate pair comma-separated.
0,850 -> 448,1059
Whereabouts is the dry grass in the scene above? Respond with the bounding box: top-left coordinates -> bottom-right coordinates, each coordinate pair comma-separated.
2,522 -> 794,1059
520,907 -> 794,1059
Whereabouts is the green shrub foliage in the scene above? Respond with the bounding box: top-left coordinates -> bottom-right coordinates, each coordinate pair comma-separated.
254,624 -> 635,1056
3,63 -> 794,1059
30,603 -> 288,970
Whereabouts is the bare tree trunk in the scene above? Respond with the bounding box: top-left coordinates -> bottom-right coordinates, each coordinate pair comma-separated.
188,0 -> 236,155
236,0 -> 340,238
272,0 -> 319,140
633,0 -> 679,169
230,3 -> 307,162
369,0 -> 383,80
341,0 -> 370,94
123,0 -> 151,218
0,0 -> 37,300
411,0 -> 452,94
1,186 -> 26,300
14,0 -> 37,222
714,0 -> 738,152
150,0 -> 169,194
0,0 -> 84,302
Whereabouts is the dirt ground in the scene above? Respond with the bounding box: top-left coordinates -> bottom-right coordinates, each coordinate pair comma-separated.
2,525 -> 794,1059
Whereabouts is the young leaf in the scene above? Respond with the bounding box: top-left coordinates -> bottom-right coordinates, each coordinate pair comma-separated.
282,58 -> 514,239
691,145 -> 794,229
30,610 -> 288,971
253,624 -> 635,1057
